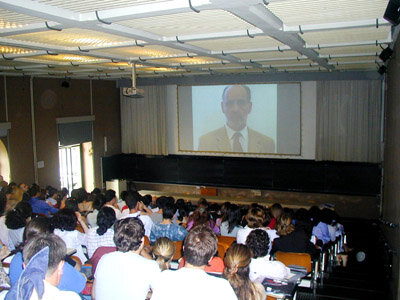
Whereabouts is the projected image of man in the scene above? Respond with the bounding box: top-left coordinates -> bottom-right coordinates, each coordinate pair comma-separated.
198,85 -> 275,153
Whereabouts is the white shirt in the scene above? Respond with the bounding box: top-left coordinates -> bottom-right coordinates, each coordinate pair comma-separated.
121,212 -> 153,237
54,229 -> 87,264
86,227 -> 115,258
225,125 -> 249,152
249,256 -> 291,282
94,251 -> 160,300
30,280 -> 81,300
236,226 -> 278,253
7,228 -> 24,251
151,267 -> 237,300
220,221 -> 243,237
0,216 -> 9,247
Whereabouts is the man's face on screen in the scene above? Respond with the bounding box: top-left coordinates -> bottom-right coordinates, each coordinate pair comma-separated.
221,85 -> 252,131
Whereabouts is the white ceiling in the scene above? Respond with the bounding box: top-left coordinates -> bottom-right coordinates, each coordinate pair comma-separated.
0,0 -> 393,79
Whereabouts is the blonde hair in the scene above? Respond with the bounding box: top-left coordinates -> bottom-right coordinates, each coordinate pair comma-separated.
224,243 -> 263,300
152,237 -> 176,271
6,187 -> 23,211
276,213 -> 295,236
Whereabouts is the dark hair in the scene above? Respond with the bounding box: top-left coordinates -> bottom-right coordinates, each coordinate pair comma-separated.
246,229 -> 269,258
5,201 -> 32,229
61,188 -> 69,198
97,207 -> 116,236
105,190 -> 116,203
162,203 -> 176,220
142,194 -> 152,206
24,217 -> 52,241
28,184 -> 41,198
23,234 -> 67,276
114,217 -> 144,252
71,188 -> 88,203
93,194 -> 106,211
65,198 -> 79,212
0,192 -> 7,216
47,187 -> 58,199
91,188 -> 101,195
223,204 -> 242,234
52,209 -> 77,231
120,191 -> 128,201
190,206 -> 211,228
155,196 -> 168,210
177,207 -> 189,222
184,225 -> 217,266
125,191 -> 142,210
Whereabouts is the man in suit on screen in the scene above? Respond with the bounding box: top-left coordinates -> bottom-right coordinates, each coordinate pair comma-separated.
198,85 -> 275,153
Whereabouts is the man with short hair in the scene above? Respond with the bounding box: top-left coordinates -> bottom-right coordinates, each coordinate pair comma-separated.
93,217 -> 160,300
104,189 -> 122,219
198,85 -> 275,153
121,191 -> 153,237
28,185 -> 58,217
151,225 -> 237,300
6,234 -> 80,300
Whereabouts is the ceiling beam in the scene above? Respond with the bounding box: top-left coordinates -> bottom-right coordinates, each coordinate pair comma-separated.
227,3 -> 333,70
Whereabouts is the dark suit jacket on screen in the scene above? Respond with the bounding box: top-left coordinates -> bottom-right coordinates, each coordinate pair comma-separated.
198,126 -> 275,153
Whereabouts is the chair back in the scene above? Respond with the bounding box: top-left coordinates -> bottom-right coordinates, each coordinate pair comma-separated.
172,240 -> 183,260
217,236 -> 236,259
275,251 -> 312,273
144,235 -> 150,246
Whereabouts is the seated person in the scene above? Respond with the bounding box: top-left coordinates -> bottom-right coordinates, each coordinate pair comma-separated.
52,209 -> 88,264
186,206 -> 220,235
224,243 -> 265,300
9,217 -> 86,294
152,237 -> 175,271
28,185 -> 58,217
6,233 -> 81,300
270,213 -> 318,259
178,255 -> 225,274
150,202 -> 187,243
87,207 -> 116,258
151,225 -> 237,300
246,229 -> 290,282
5,201 -> 32,251
93,217 -> 160,300
121,191 -> 153,237
220,204 -> 243,237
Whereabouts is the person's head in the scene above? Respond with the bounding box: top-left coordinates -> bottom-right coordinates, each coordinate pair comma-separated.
105,189 -> 117,205
28,184 -> 41,198
71,188 -> 88,204
276,213 -> 295,236
223,204 -> 243,234
64,198 -> 79,212
162,202 -> 176,220
5,201 -> 32,230
52,209 -> 77,231
155,196 -> 168,210
113,217 -> 144,252
183,225 -> 217,267
91,188 -> 102,196
23,234 -> 66,282
152,237 -> 175,271
24,216 -> 52,241
93,193 -> 106,211
125,191 -> 142,210
270,203 -> 283,219
245,207 -> 265,229
47,187 -> 58,200
97,206 -> 116,236
224,243 -> 259,300
246,229 -> 270,258
18,183 -> 29,193
221,85 -> 252,131
142,194 -> 152,207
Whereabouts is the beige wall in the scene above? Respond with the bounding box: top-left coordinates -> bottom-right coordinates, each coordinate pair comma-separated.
382,35 -> 400,300
0,76 -> 121,189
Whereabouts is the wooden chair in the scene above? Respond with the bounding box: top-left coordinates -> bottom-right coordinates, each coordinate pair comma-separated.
172,240 -> 183,260
217,236 -> 236,259
275,251 -> 312,273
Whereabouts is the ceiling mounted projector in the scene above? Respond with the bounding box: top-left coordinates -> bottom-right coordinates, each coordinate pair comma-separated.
123,63 -> 144,99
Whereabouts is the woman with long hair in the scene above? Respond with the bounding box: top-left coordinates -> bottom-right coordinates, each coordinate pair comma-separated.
86,206 -> 116,258
5,201 -> 32,250
220,204 -> 243,237
187,205 -> 220,234
224,243 -> 265,300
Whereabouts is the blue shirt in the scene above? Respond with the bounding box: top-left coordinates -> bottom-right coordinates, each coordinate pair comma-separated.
312,222 -> 331,244
29,197 -> 58,217
150,223 -> 188,244
9,252 -> 86,293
